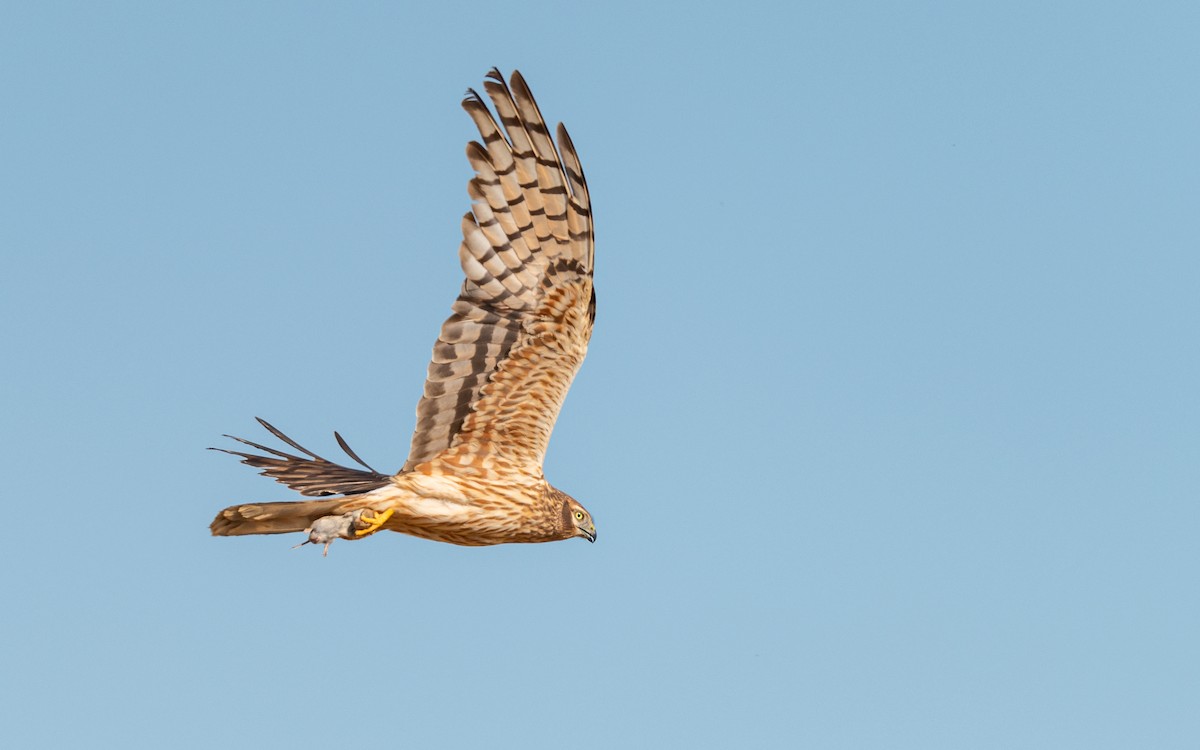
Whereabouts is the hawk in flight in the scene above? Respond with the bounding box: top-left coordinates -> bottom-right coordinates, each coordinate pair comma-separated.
210,69 -> 596,554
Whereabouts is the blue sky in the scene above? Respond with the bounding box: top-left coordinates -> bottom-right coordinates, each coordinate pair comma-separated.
1,1 -> 1197,747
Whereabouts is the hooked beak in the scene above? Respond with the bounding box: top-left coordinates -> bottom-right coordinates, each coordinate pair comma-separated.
580,526 -> 596,543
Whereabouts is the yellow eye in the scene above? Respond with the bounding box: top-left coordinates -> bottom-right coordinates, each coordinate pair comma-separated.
574,511 -> 584,521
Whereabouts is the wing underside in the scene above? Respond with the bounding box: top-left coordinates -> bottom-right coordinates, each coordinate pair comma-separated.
213,417 -> 389,497
402,69 -> 594,475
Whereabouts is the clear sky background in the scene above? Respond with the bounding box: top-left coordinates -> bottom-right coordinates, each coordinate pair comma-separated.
1,2 -> 1197,748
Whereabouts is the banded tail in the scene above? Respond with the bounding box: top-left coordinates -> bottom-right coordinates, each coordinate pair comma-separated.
211,497 -> 358,536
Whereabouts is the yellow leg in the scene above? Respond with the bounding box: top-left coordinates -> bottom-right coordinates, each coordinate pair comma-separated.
355,508 -> 394,537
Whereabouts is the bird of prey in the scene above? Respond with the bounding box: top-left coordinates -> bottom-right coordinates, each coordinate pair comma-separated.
210,69 -> 596,555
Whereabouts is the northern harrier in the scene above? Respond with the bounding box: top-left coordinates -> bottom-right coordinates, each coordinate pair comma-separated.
210,69 -> 596,554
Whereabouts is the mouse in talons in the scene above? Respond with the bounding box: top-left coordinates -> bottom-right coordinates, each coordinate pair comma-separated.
292,508 -> 395,556
293,510 -> 367,557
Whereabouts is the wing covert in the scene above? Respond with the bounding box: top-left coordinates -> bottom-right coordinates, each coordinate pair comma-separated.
402,69 -> 593,474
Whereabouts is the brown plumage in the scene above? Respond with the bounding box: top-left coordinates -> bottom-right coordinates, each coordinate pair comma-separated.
210,69 -> 597,551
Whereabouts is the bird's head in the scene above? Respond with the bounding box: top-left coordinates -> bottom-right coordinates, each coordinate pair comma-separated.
554,489 -> 596,543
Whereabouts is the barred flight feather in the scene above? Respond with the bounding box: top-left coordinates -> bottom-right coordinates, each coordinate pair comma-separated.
211,418 -> 388,497
402,68 -> 593,472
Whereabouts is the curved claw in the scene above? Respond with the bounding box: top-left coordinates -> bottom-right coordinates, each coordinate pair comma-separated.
355,508 -> 394,537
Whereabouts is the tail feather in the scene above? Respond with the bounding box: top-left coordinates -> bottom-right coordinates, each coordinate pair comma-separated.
210,498 -> 355,536
210,418 -> 394,537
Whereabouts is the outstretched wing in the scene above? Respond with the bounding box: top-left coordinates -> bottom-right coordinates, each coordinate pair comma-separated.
402,69 -> 594,475
213,417 -> 390,497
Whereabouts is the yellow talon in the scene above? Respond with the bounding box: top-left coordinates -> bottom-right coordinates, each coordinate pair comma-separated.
355,508 -> 394,537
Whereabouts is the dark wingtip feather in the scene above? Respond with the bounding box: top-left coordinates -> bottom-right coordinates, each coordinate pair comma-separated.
214,419 -> 392,497
255,417 -> 326,461
463,87 -> 485,106
334,431 -> 380,473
